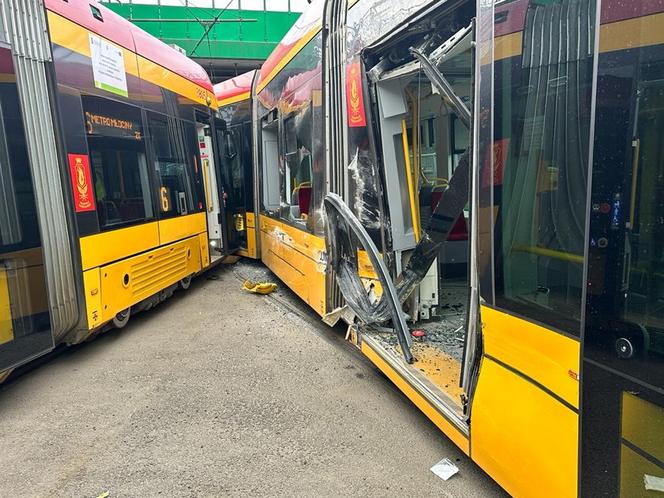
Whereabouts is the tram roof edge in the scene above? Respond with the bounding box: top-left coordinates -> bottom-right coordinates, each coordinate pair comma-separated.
214,70 -> 256,105
256,0 -> 324,93
44,0 -> 213,93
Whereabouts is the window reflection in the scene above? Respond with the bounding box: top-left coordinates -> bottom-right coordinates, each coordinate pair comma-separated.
83,97 -> 153,230
586,3 -> 664,383
147,112 -> 195,219
492,0 -> 594,334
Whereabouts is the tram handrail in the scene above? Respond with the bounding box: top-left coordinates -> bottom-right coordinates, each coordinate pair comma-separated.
511,244 -> 583,264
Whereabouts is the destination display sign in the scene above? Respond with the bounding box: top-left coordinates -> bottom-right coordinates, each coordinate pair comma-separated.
84,111 -> 142,140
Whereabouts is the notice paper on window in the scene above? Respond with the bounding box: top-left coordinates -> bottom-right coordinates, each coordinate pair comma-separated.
89,34 -> 128,98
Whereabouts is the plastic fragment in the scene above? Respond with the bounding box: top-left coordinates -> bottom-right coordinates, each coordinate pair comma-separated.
411,329 -> 426,338
97,492 -> 110,498
645,474 -> 664,493
242,280 -> 277,295
431,458 -> 459,481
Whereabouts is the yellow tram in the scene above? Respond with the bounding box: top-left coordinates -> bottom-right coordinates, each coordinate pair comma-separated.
217,0 -> 664,496
0,0 -> 233,378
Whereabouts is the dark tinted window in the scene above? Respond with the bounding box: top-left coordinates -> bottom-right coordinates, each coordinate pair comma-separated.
147,113 -> 199,219
0,45 -> 52,367
585,4 -> 664,387
492,0 -> 595,334
83,96 -> 153,231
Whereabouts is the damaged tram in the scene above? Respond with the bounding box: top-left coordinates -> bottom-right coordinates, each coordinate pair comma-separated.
219,0 -> 663,496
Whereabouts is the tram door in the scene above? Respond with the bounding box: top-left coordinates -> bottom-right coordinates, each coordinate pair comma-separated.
215,117 -> 248,254
196,118 -> 225,261
0,44 -> 54,373
582,20 -> 664,495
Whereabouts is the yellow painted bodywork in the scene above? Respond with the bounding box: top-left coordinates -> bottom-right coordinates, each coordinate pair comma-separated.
471,306 -> 580,497
0,267 -> 13,346
46,11 -> 216,107
471,356 -> 578,498
99,236 -> 202,323
260,215 -> 326,315
159,212 -> 207,246
361,340 -> 469,455
237,227 -> 258,259
82,268 -> 102,330
198,233 -> 210,268
80,222 -> 160,271
237,213 -> 258,259
481,305 -> 580,408
356,249 -> 383,298
80,213 -> 209,330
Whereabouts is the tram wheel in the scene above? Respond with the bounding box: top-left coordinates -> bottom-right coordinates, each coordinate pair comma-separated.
113,307 -> 131,329
180,275 -> 192,290
615,337 -> 635,359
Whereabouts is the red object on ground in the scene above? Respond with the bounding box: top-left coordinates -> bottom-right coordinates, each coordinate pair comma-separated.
411,329 -> 426,338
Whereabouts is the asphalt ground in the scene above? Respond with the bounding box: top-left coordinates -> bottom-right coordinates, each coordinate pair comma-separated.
0,263 -> 506,497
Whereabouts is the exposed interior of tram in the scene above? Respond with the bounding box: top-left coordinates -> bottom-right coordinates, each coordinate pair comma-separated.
357,0 -> 476,410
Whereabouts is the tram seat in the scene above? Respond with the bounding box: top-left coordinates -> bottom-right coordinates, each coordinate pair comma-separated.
296,185 -> 312,216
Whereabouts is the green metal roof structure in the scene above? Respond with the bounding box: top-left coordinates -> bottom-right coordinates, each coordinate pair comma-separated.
100,0 -> 304,81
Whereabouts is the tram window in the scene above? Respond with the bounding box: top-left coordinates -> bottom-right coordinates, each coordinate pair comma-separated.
147,113 -> 195,218
182,120 -> 206,214
584,8 -> 664,383
82,97 -> 153,231
450,115 -> 469,174
492,0 -> 594,333
0,100 -> 22,247
0,82 -> 41,251
279,113 -> 313,227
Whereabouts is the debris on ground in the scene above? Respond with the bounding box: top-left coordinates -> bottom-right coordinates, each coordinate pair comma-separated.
431,458 -> 460,481
242,280 -> 278,295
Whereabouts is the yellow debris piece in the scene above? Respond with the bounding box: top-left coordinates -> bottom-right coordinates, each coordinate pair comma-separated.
242,280 -> 277,295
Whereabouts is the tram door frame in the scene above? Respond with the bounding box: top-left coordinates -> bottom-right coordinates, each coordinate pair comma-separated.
0,40 -> 56,373
195,114 -> 226,261
213,116 -> 247,255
